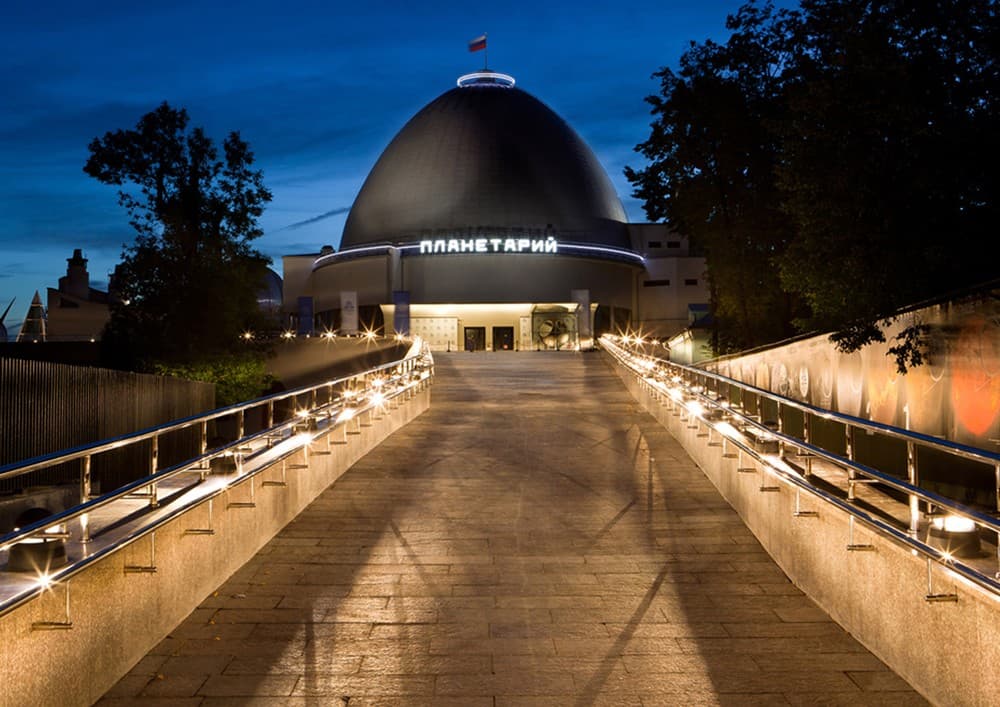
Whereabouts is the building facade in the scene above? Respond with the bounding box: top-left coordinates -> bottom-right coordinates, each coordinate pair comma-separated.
282,70 -> 707,351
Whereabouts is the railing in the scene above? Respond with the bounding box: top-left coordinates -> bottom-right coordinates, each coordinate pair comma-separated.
0,338 -> 434,619
601,333 -> 1000,600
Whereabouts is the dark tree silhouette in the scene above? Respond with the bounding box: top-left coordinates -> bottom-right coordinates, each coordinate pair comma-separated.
628,0 -> 1000,370
626,2 -> 804,354
775,0 -> 1000,368
85,102 -> 273,370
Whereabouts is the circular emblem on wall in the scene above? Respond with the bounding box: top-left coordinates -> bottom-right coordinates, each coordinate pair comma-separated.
773,363 -> 789,396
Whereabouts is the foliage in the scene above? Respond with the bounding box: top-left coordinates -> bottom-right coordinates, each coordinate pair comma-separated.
626,2 -> 805,353
151,352 -> 275,408
85,102 -> 273,370
627,0 -> 1000,370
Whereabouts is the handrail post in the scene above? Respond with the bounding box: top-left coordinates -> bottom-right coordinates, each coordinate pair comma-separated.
846,423 -> 856,502
996,462 -> 1000,575
803,413 -> 812,478
908,440 -> 920,536
148,433 -> 159,508
776,401 -> 784,457
80,454 -> 91,503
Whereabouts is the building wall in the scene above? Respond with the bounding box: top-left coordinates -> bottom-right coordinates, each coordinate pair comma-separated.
309,257 -> 390,314
399,253 -> 636,305
284,242 -> 708,343
636,256 -> 708,339
45,290 -> 110,341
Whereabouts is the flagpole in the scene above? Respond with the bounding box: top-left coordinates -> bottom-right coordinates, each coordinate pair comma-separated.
484,33 -> 488,70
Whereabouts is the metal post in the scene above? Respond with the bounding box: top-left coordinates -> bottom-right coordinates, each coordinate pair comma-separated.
199,421 -> 209,480
149,434 -> 159,508
776,401 -> 784,457
846,424 -> 856,502
995,462 -> 1000,573
803,413 -> 813,478
907,440 -> 920,536
80,454 -> 91,503
237,409 -> 245,441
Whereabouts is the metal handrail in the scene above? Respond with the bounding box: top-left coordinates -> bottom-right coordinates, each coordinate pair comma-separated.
0,339 -> 434,566
601,334 -> 1000,599
622,339 -> 1000,470
0,343 -> 429,481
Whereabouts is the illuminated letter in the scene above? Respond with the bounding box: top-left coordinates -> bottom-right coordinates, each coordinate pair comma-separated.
475,238 -> 488,252
531,239 -> 544,252
461,239 -> 475,252
447,239 -> 460,253
433,240 -> 446,253
545,236 -> 558,253
518,238 -> 530,252
504,239 -> 517,252
420,240 -> 433,254
490,238 -> 502,252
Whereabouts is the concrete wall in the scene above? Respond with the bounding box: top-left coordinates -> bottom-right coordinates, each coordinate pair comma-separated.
608,353 -> 1000,707
704,290 -> 1000,451
0,383 -> 430,707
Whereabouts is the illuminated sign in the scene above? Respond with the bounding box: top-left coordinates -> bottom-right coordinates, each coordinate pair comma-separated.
419,237 -> 558,255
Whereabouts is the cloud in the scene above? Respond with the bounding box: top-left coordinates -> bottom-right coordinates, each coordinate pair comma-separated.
278,207 -> 351,231
0,263 -> 29,279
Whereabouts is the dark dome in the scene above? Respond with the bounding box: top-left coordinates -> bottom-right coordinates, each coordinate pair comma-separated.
341,72 -> 629,250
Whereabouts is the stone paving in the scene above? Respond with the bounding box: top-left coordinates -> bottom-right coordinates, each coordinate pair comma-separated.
96,352 -> 929,706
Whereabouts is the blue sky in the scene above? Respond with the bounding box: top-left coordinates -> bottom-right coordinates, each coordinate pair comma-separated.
0,0 -> 777,336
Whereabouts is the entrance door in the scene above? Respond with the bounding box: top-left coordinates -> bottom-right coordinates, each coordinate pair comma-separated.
493,326 -> 514,350
464,326 -> 486,351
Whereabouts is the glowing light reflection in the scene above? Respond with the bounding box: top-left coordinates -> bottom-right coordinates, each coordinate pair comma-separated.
932,515 -> 977,533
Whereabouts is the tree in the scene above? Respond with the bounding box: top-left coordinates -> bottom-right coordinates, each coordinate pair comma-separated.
626,2 -> 806,353
85,102 -> 273,374
629,0 -> 1000,370
775,0 -> 1000,369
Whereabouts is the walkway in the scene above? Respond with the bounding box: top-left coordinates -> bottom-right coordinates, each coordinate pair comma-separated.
97,352 -> 927,706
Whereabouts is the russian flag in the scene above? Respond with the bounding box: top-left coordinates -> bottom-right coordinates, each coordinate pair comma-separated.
468,34 -> 487,52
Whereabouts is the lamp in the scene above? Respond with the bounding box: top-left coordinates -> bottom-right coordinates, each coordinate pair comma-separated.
928,514 -> 981,559
6,508 -> 68,573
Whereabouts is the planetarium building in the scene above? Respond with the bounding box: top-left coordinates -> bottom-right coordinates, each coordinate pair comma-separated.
282,70 -> 707,351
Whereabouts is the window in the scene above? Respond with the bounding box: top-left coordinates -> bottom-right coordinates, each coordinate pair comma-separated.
684,278 -> 698,286
647,240 -> 662,248
667,241 -> 681,248
643,279 -> 670,287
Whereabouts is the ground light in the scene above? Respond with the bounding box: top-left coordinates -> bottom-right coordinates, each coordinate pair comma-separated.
928,514 -> 982,559
6,508 -> 68,574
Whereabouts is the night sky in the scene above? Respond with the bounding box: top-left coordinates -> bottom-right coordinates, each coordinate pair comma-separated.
1,0 -> 784,336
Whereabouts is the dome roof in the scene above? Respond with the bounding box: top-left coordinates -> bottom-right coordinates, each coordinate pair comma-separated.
341,72 -> 629,250
256,267 -> 282,311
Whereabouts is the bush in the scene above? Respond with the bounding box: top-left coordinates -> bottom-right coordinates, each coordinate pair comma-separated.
153,353 -> 275,408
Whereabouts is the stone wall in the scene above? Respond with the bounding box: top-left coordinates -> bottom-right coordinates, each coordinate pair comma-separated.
610,354 -> 1000,707
0,382 -> 430,707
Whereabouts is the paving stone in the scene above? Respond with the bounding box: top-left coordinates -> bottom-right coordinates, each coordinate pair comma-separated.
97,353 -> 927,705
197,675 -> 297,697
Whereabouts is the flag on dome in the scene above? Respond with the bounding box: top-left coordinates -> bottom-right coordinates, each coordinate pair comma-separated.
468,34 -> 487,52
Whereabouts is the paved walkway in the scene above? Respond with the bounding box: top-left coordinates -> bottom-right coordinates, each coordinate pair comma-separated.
98,352 -> 927,706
